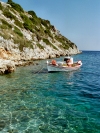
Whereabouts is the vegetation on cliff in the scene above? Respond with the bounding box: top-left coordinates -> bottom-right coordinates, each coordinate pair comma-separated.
0,0 -> 78,53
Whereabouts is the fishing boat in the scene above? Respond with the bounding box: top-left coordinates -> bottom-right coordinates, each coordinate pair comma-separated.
47,56 -> 82,72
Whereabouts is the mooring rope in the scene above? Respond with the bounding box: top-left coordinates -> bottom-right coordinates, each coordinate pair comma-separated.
33,66 -> 46,74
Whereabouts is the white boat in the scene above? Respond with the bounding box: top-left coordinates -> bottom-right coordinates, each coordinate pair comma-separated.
47,57 -> 82,72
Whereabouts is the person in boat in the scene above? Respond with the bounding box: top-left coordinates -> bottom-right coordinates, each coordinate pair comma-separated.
51,60 -> 58,66
66,57 -> 73,67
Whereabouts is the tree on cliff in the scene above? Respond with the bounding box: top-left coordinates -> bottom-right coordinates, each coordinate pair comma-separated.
7,0 -> 24,12
7,0 -> 12,4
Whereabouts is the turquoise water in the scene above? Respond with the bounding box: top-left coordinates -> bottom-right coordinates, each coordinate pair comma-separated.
0,51 -> 100,133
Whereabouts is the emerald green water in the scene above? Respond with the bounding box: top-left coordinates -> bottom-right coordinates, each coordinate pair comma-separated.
0,51 -> 100,133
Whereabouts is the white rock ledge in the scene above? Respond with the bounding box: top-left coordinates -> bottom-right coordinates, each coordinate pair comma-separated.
0,59 -> 15,74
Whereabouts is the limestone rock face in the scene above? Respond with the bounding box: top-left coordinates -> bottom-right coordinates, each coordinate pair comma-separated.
68,46 -> 81,55
0,59 -> 15,74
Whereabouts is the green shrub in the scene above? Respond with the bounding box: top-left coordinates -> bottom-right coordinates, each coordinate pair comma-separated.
20,13 -> 29,21
44,29 -> 51,35
7,0 -> 24,13
1,19 -> 12,28
0,2 -> 3,10
10,7 -> 17,15
0,29 -> 11,40
23,22 -> 33,32
23,22 -> 29,30
43,38 -> 58,50
28,11 -> 42,26
50,25 -> 56,32
44,28 -> 52,38
64,44 -> 70,49
60,43 -> 70,50
36,34 -> 41,41
29,17 -> 38,25
41,19 -> 50,27
41,20 -> 48,27
56,35 -> 75,49
0,24 -> 7,29
19,41 -> 33,51
21,13 -> 33,31
69,43 -> 76,48
43,38 -> 49,44
52,45 -> 58,50
13,36 -> 33,51
7,0 -> 12,3
55,36 -> 63,43
1,33 -> 11,40
28,10 -> 37,18
14,19 -> 23,28
14,26 -> 23,37
35,26 -> 39,32
3,8 -> 23,28
19,40 -> 33,51
3,9 -> 16,20
56,35 -> 70,49
37,43 -> 44,49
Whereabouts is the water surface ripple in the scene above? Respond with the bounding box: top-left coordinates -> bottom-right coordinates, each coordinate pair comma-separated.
0,51 -> 100,133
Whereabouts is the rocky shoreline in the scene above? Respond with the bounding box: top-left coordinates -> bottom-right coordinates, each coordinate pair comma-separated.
0,58 -> 38,74
0,46 -> 82,74
0,1 -> 82,74
0,36 -> 82,74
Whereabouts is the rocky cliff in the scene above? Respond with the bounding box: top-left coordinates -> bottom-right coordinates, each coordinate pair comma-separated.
0,1 -> 81,74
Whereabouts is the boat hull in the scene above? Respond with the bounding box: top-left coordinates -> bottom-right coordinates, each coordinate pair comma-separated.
47,64 -> 82,72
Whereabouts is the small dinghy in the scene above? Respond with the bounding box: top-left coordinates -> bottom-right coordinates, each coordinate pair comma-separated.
47,56 -> 82,72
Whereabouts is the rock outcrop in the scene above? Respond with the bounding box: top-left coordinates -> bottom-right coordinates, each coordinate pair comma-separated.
0,1 -> 82,74
0,59 -> 15,74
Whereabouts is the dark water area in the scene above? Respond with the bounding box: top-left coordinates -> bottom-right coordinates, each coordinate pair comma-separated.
0,51 -> 100,133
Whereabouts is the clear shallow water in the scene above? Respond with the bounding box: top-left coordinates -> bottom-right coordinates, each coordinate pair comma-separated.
0,51 -> 100,133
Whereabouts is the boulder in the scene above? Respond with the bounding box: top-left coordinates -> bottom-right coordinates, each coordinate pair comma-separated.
0,59 -> 15,74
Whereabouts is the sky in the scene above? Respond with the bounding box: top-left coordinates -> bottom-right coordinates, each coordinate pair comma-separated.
1,0 -> 100,51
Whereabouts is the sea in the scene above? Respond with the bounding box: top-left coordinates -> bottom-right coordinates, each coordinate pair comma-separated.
0,51 -> 100,133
